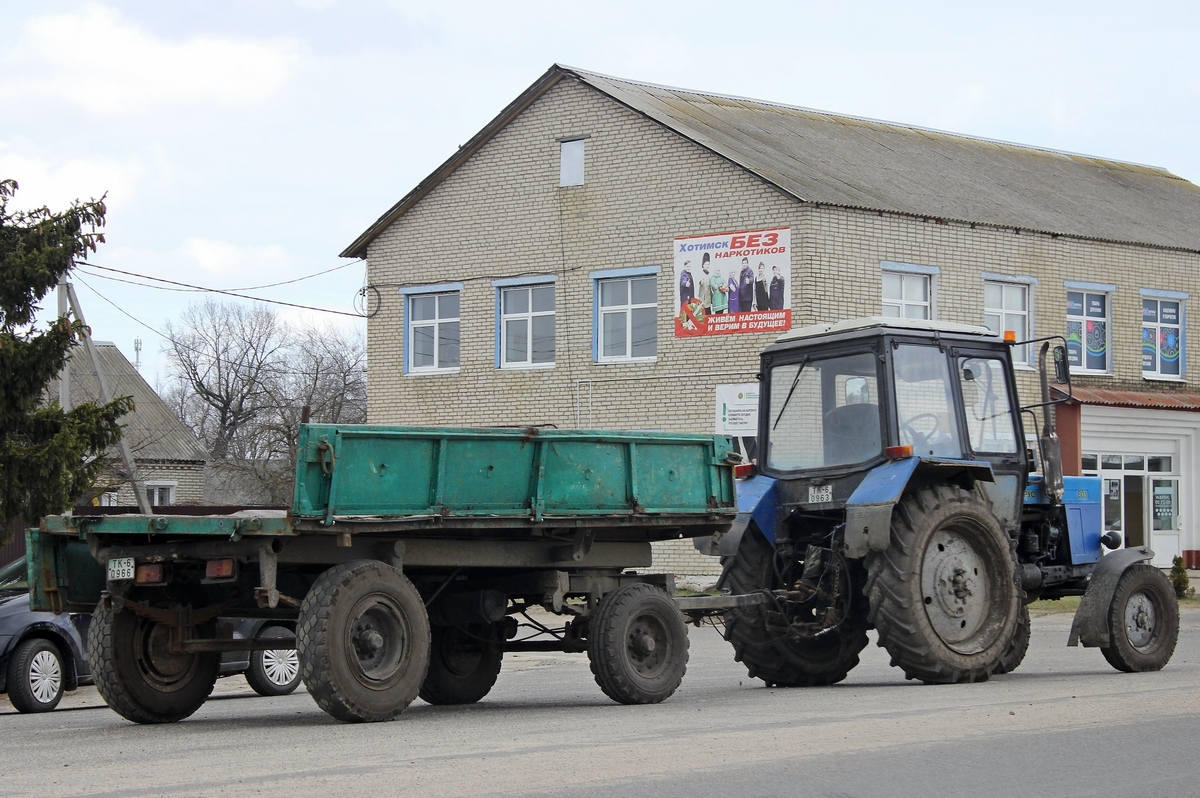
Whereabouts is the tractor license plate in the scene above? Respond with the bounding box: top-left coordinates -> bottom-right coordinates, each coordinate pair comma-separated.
107,557 -> 135,581
808,484 -> 833,504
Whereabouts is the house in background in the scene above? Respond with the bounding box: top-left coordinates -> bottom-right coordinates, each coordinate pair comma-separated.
345,65 -> 1200,575
49,342 -> 208,509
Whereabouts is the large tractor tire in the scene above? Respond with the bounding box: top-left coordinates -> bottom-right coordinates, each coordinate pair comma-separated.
297,561 -> 430,722
720,527 -> 868,686
994,601 -> 1031,675
88,590 -> 220,723
1099,563 -> 1179,673
587,583 -> 689,704
866,485 -> 1019,684
419,623 -> 503,706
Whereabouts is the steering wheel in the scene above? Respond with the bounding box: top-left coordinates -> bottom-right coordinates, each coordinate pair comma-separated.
901,412 -> 941,451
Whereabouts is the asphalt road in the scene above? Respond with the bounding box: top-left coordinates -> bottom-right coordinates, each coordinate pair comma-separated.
3,607 -> 1198,798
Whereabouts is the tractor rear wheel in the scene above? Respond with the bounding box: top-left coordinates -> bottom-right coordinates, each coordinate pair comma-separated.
866,485 -> 1019,683
720,526 -> 868,686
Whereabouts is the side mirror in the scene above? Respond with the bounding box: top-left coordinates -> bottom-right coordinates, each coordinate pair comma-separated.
1052,345 -> 1070,385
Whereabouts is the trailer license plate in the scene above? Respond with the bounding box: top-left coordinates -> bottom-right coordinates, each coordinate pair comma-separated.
808,485 -> 833,504
107,557 -> 135,581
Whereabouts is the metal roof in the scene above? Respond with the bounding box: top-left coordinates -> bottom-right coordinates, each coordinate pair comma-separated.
343,65 -> 1200,258
1068,386 -> 1200,411
776,316 -> 997,344
47,343 -> 208,463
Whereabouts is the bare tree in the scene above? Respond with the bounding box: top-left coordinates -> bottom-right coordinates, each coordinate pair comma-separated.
163,301 -> 366,505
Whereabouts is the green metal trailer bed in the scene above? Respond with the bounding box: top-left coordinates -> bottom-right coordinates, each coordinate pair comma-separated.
28,424 -> 740,723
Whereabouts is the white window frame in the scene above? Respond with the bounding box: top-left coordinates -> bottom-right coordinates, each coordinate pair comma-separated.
400,283 -> 463,375
145,481 -> 176,507
494,276 -> 556,369
1065,281 -> 1114,376
591,267 -> 658,364
559,138 -> 586,187
881,261 -> 938,320
983,272 -> 1037,367
1141,289 -> 1187,381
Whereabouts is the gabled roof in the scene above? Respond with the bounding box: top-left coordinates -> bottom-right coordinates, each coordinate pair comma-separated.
48,343 -> 208,463
343,65 -> 1200,259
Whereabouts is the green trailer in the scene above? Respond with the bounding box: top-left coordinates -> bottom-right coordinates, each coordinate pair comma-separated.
28,424 -> 741,723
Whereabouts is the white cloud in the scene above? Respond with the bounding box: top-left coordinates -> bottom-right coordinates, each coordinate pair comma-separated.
0,4 -> 306,117
0,143 -> 142,211
176,238 -> 293,283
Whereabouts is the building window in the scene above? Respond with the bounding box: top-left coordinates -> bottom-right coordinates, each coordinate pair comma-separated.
882,273 -> 930,319
145,483 -> 176,506
559,139 -> 585,186
500,283 -> 555,368
983,275 -> 1034,365
1142,295 -> 1185,379
405,288 -> 461,373
1066,284 -> 1112,374
594,270 -> 657,362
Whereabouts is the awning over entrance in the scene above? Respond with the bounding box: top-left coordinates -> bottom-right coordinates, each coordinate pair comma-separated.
1066,386 -> 1200,411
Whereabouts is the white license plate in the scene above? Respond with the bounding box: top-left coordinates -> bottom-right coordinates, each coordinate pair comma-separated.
107,557 -> 135,581
808,484 -> 833,504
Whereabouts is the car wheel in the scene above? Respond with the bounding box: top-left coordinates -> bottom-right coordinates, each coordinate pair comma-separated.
6,638 -> 66,713
244,625 -> 302,696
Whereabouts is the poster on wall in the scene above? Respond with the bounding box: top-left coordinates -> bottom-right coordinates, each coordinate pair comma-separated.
715,383 -> 760,462
674,227 -> 791,338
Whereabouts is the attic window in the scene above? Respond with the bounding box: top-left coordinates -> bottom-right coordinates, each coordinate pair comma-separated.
559,139 -> 585,186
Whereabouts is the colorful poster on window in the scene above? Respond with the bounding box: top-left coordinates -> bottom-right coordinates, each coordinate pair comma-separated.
674,227 -> 791,337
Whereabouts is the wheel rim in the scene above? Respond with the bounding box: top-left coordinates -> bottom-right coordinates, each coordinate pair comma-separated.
626,611 -> 671,678
1124,589 -> 1159,650
920,525 -> 1001,653
262,648 -> 300,686
134,618 -> 200,692
344,593 -> 411,688
28,649 -> 62,704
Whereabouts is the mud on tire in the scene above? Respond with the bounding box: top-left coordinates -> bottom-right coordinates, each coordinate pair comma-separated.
866,484 -> 1019,684
1100,563 -> 1179,673
719,526 -> 868,687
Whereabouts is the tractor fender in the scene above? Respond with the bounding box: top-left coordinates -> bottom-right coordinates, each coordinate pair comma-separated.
844,457 -> 994,559
694,474 -> 778,556
1068,546 -> 1155,647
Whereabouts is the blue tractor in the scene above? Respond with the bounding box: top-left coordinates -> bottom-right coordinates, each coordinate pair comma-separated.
707,317 -> 1180,684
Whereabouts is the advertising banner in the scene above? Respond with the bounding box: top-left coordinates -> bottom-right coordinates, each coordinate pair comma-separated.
674,227 -> 791,337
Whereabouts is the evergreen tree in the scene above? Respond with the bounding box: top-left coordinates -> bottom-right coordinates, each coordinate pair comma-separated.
0,179 -> 132,531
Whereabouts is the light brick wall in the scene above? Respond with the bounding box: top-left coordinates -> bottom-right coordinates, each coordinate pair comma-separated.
364,77 -> 1200,578
112,462 -> 206,506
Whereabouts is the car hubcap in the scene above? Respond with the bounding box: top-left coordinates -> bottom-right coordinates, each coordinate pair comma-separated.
262,648 -> 300,686
29,649 -> 62,704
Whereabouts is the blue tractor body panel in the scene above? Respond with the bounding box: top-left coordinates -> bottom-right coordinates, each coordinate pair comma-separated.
1024,474 -> 1103,565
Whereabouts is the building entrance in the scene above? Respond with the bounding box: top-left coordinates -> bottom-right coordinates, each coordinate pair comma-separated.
1082,453 -> 1180,561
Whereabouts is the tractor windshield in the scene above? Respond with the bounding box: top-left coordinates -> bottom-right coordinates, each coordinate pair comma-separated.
765,351 -> 881,470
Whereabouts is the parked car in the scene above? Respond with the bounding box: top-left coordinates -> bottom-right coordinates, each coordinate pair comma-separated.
1,556 -> 301,712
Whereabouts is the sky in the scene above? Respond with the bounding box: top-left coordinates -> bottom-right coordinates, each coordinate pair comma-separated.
3,0 -> 1198,388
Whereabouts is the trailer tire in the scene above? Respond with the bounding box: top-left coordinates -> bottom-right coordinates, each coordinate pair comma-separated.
419,623 -> 503,705
244,625 -> 301,697
1100,563 -> 1179,673
297,561 -> 430,722
6,638 -> 66,713
588,583 -> 688,704
866,485 -> 1018,684
88,591 -> 220,724
994,601 -> 1031,675
720,526 -> 868,686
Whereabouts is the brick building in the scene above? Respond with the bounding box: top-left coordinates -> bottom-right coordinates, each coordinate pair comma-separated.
343,65 -> 1200,576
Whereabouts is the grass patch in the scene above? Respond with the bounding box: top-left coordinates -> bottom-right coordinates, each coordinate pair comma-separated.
1029,595 -> 1082,613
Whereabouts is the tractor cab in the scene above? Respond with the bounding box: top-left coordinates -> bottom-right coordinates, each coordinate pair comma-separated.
756,317 -> 1029,541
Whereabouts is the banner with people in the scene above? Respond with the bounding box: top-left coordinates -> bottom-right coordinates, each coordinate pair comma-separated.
674,227 -> 791,338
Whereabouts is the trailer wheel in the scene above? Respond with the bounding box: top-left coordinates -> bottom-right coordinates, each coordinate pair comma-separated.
588,583 -> 688,704
1100,563 -> 1179,673
419,623 -> 503,705
866,485 -> 1018,683
87,591 -> 220,723
994,602 -> 1031,675
720,526 -> 868,686
6,638 -> 66,713
297,561 -> 430,722
244,625 -> 301,697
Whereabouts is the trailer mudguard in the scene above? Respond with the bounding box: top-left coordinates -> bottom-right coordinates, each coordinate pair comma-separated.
844,457 -> 995,558
1068,546 -> 1155,647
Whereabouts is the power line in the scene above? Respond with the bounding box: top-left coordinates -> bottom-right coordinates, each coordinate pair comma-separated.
76,261 -> 366,318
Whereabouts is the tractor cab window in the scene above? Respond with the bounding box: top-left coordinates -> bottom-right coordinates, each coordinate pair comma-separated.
958,356 -> 1019,454
766,351 -> 881,470
893,344 -> 962,458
